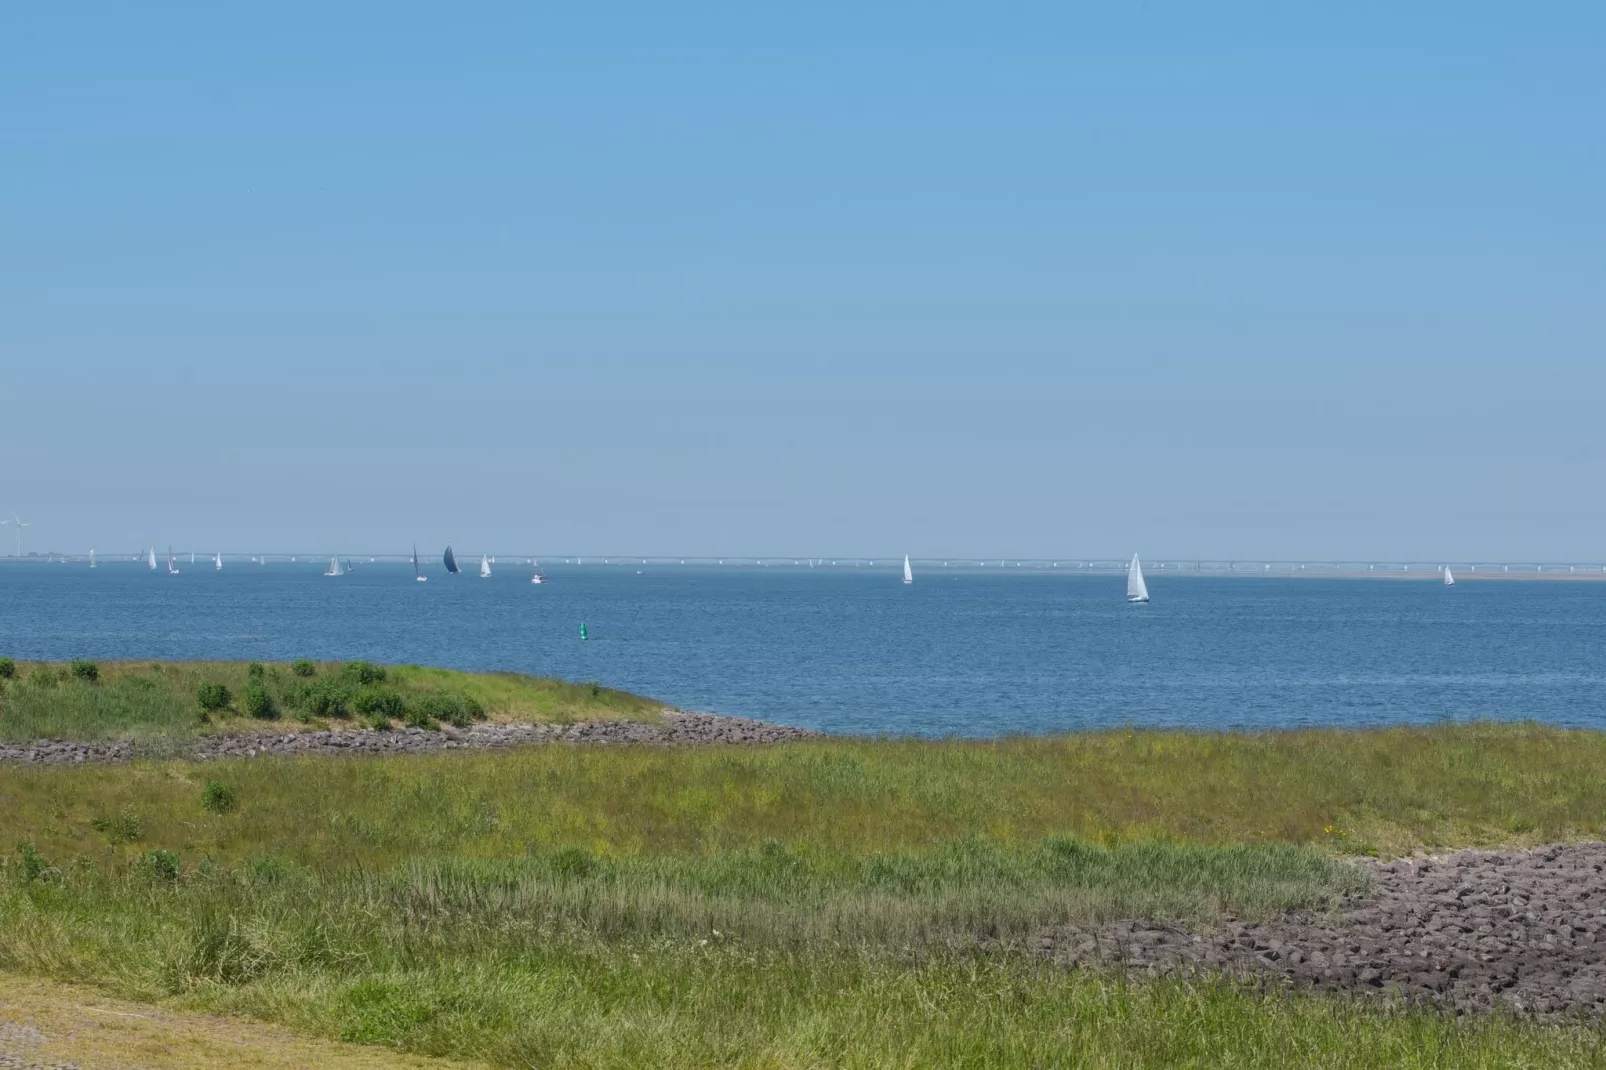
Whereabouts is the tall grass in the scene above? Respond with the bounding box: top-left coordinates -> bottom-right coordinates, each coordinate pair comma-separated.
4,723 -> 1605,867
0,869 -> 1596,1069
0,661 -> 663,742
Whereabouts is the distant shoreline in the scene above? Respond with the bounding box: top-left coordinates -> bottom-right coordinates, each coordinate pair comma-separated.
2,558 -> 1604,580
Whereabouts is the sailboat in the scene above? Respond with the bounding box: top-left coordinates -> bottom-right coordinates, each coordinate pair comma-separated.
167,547 -> 180,575
1443,566 -> 1455,586
903,554 -> 913,585
531,558 -> 545,584
147,547 -> 157,571
479,554 -> 492,578
89,549 -> 96,569
413,543 -> 427,582
214,552 -> 222,571
443,545 -> 460,574
325,556 -> 343,577
1126,554 -> 1150,603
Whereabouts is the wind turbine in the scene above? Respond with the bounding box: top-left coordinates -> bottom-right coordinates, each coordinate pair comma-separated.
3,515 -> 31,558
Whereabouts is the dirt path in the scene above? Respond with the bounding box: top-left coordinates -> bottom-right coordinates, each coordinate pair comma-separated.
0,974 -> 485,1070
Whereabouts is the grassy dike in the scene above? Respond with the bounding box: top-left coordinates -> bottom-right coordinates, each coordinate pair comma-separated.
5,706 -> 1606,1064
0,659 -> 662,741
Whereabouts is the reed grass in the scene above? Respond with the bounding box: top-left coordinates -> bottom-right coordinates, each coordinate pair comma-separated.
0,870 -> 1598,1069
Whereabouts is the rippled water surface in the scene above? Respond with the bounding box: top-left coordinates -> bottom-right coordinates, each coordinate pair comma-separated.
2,563 -> 1604,736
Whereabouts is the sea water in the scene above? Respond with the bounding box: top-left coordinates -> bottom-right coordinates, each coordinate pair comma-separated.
2,563 -> 1604,737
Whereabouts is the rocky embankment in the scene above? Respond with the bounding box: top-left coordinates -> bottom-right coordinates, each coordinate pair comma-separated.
1040,843 -> 1606,1016
0,711 -> 821,765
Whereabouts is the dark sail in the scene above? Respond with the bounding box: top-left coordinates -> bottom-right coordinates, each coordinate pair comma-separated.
412,543 -> 421,576
443,545 -> 459,574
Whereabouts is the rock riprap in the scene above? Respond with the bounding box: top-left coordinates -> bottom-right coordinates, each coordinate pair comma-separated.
1039,843 -> 1606,1016
0,711 -> 820,765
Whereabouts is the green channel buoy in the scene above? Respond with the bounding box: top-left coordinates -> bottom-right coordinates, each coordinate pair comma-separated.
579,622 -> 588,641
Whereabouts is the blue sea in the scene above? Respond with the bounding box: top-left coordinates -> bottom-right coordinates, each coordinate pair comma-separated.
2,562 -> 1604,737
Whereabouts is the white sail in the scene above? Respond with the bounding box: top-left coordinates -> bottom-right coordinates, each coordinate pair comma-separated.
531,558 -> 544,584
89,549 -> 96,568
480,554 -> 492,578
214,552 -> 222,571
147,547 -> 157,570
1126,554 -> 1150,602
1444,566 -> 1455,586
325,555 -> 342,576
167,547 -> 179,575
903,554 -> 913,585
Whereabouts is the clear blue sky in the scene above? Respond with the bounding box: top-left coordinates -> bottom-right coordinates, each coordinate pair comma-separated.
3,4 -> 1602,560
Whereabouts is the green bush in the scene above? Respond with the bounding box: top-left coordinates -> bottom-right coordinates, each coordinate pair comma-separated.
246,662 -> 266,681
406,692 -> 483,729
29,667 -> 63,689
242,683 -> 277,720
139,849 -> 180,882
352,687 -> 404,718
291,659 -> 316,677
14,842 -> 53,883
340,661 -> 386,685
0,657 -> 15,679
89,807 -> 143,845
201,780 -> 237,814
304,678 -> 349,718
367,712 -> 391,731
69,659 -> 99,682
196,682 -> 232,712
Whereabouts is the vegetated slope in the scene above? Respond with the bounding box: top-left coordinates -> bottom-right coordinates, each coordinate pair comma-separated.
0,659 -> 662,742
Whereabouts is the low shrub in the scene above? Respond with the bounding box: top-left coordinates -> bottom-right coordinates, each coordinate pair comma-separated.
139,849 -> 180,882
403,705 -> 440,730
0,657 -> 15,679
196,682 -> 232,712
291,659 -> 316,677
406,692 -> 483,729
246,662 -> 266,681
352,687 -> 404,719
304,678 -> 349,718
14,842 -> 53,883
367,713 -> 391,731
69,659 -> 99,682
201,780 -> 237,814
340,661 -> 386,686
242,683 -> 277,720
89,807 -> 143,845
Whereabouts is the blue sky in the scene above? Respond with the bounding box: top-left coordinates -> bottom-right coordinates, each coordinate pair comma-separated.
2,4 -> 1602,559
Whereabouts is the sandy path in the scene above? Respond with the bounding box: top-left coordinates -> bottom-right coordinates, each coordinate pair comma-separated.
0,974 -> 484,1070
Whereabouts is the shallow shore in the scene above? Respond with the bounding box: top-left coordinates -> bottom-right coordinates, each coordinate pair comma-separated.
0,710 -> 821,764
1043,842 -> 1606,1017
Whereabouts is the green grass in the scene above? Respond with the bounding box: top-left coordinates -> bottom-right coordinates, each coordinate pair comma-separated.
0,870 -> 1600,1069
7,721 -> 1606,1065
0,660 -> 663,742
4,722 -> 1604,868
